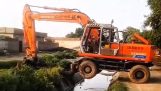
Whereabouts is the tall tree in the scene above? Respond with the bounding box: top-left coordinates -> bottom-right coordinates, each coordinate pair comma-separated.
145,0 -> 161,30
144,0 -> 161,48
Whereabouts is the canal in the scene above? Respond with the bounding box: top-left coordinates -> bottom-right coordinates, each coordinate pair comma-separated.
73,70 -> 114,91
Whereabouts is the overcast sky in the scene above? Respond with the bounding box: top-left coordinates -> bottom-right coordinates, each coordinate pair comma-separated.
0,0 -> 150,37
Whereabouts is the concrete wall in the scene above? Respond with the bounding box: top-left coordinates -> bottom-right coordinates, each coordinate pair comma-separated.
0,40 -> 19,53
8,40 -> 19,52
38,41 -> 59,51
53,38 -> 81,49
0,39 -> 59,53
0,41 -> 8,50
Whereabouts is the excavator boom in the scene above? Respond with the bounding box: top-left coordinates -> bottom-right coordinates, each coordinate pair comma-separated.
23,4 -> 91,60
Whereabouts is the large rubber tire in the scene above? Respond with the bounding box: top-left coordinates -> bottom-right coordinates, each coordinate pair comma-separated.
128,65 -> 150,84
79,60 -> 97,79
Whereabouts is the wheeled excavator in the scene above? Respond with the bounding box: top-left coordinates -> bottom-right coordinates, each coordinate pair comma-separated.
23,4 -> 161,83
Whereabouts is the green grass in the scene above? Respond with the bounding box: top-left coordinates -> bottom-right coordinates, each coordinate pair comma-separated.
108,81 -> 128,91
0,69 -> 12,75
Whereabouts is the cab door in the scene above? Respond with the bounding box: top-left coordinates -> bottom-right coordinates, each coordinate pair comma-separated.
81,26 -> 100,54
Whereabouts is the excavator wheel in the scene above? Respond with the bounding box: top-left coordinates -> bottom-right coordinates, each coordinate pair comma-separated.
128,65 -> 150,84
79,60 -> 98,79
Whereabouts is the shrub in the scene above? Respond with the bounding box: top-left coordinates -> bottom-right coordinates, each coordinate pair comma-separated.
0,69 -> 18,91
58,59 -> 71,69
12,65 -> 35,91
45,51 -> 77,59
41,54 -> 60,67
34,68 -> 54,91
47,67 -> 62,85
41,51 -> 77,69
0,50 -> 77,91
61,50 -> 77,59
13,65 -> 34,76
108,81 -> 128,91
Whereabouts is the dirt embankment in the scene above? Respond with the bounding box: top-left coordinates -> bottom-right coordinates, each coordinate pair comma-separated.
117,66 -> 161,91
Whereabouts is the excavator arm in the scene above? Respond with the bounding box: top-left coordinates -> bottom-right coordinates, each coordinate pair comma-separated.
23,4 -> 91,60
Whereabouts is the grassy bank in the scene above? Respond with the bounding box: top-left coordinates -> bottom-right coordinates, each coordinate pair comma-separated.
0,50 -> 77,91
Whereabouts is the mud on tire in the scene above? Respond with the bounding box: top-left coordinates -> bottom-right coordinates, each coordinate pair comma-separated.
128,65 -> 150,84
79,60 -> 98,79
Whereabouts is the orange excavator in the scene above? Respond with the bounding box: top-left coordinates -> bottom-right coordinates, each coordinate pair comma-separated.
23,4 -> 160,83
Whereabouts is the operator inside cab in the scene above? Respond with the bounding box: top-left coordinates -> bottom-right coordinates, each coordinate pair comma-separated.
101,29 -> 110,48
88,28 -> 100,53
100,27 -> 117,56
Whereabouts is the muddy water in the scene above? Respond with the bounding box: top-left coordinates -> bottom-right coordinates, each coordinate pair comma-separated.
73,71 -> 113,91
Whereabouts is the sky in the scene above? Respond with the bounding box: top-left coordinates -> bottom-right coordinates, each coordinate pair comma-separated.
0,0 -> 150,37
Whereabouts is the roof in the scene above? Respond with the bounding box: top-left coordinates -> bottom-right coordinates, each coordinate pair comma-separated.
87,23 -> 116,29
0,27 -> 47,37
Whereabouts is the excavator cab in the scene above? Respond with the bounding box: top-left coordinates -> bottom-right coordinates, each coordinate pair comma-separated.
100,25 -> 120,56
80,24 -> 120,56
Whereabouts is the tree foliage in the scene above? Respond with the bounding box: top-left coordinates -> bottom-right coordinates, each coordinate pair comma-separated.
66,28 -> 83,38
123,26 -> 140,42
145,0 -> 161,30
141,30 -> 161,47
144,0 -> 161,48
122,27 -> 154,45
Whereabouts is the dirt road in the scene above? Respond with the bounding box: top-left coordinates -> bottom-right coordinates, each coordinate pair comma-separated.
0,54 -> 23,61
118,66 -> 161,91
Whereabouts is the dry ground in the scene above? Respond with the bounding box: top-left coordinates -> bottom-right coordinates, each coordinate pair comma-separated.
118,66 -> 161,91
0,53 -> 24,61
